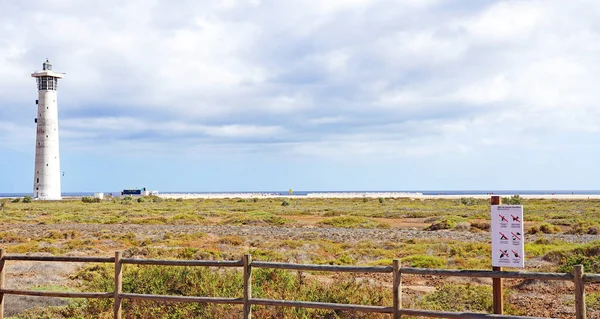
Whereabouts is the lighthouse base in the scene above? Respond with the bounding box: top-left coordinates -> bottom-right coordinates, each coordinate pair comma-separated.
34,192 -> 62,201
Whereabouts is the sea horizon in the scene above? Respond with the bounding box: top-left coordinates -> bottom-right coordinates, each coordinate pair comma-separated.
1,190 -> 600,198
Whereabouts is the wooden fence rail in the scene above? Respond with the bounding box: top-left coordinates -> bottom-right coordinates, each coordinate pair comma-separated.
0,249 -> 591,319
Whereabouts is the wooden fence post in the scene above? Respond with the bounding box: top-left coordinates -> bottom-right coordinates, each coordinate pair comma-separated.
574,264 -> 586,319
393,259 -> 402,319
0,248 -> 6,319
243,254 -> 252,319
114,251 -> 123,319
491,195 -> 503,315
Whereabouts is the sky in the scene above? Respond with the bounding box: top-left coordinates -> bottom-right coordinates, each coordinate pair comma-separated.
0,0 -> 599,193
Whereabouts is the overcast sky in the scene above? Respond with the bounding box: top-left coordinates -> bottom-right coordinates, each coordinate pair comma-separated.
1,0 -> 599,193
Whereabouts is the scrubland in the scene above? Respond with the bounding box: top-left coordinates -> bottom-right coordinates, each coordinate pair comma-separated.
1,196 -> 599,318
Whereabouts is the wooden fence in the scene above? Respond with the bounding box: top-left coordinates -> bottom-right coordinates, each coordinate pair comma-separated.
0,249 -> 597,319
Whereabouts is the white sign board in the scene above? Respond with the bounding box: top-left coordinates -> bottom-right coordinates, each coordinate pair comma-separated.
491,205 -> 524,268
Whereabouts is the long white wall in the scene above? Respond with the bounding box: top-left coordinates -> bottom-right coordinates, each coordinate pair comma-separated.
33,89 -> 61,200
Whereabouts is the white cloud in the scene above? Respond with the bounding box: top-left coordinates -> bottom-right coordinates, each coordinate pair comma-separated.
1,0 -> 599,162
463,1 -> 546,42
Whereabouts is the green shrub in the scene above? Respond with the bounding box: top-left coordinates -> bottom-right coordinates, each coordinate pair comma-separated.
220,212 -> 291,226
458,197 -> 478,206
543,241 -> 600,273
528,225 -> 540,234
169,213 -> 205,225
529,223 -> 561,234
322,211 -> 342,217
402,255 -> 446,268
502,195 -> 522,205
137,197 -> 146,203
147,195 -> 162,203
426,218 -> 458,231
539,223 -> 561,234
281,200 -> 290,206
217,236 -> 244,246
557,255 -> 600,273
318,216 -> 390,229
569,221 -> 600,235
67,263 -> 391,318
421,284 -> 492,312
586,292 -> 600,310
470,221 -> 490,231
81,196 -> 101,203
22,195 -> 33,203
11,198 -> 20,203
378,197 -> 385,204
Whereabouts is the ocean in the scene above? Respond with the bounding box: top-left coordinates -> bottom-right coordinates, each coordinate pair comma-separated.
1,190 -> 600,198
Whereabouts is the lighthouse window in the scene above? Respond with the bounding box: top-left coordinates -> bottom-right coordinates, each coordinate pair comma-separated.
37,178 -> 39,183
37,76 -> 56,90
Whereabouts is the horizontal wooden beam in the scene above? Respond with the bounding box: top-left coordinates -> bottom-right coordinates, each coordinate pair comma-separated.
120,293 -> 243,304
120,258 -> 243,267
1,289 -> 113,299
583,274 -> 600,283
252,262 -> 393,273
399,309 -> 556,319
401,268 -> 572,281
3,255 -> 114,263
251,298 -> 392,313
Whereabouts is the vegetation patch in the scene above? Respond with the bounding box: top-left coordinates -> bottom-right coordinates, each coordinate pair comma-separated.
168,213 -> 206,225
402,255 -> 446,268
568,221 -> 600,235
587,292 -> 600,310
528,222 -> 561,234
456,197 -> 483,206
81,196 -> 101,203
51,265 -> 391,318
420,284 -> 492,312
220,212 -> 291,226
542,241 -> 600,273
469,221 -> 490,232
502,195 -> 523,205
318,216 -> 390,229
217,235 -> 244,246
425,217 -> 466,231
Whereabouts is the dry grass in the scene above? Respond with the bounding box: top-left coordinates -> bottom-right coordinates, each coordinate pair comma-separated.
1,197 -> 599,318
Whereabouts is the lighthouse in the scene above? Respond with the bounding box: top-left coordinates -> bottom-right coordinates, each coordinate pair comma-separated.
31,59 -> 64,200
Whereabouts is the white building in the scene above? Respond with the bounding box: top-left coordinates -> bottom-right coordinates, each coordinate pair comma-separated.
31,60 -> 64,200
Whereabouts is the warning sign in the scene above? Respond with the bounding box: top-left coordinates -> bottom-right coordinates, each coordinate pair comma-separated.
491,205 -> 524,268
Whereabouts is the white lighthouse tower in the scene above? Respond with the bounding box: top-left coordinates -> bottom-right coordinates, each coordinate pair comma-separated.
31,59 -> 64,200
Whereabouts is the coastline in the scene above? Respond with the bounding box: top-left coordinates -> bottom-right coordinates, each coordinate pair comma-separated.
157,192 -> 600,200
2,192 -> 599,200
